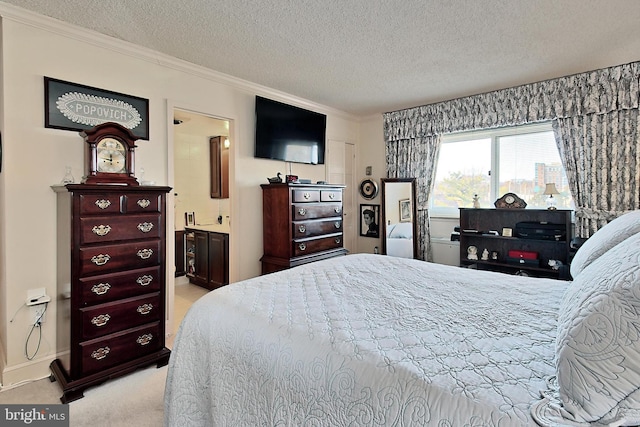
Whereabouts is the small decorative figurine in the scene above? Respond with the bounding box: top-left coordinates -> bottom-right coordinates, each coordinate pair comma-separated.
267,172 -> 283,183
481,248 -> 489,261
467,245 -> 478,260
473,194 -> 480,208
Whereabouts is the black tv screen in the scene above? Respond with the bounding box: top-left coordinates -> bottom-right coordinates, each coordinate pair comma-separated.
254,96 -> 326,165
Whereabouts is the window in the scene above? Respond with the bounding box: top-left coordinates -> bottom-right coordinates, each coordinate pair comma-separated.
430,123 -> 574,216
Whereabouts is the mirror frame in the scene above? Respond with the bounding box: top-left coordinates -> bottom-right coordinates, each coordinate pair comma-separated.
381,178 -> 418,259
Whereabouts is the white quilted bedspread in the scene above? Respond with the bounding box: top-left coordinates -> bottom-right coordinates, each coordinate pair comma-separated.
164,254 -> 567,426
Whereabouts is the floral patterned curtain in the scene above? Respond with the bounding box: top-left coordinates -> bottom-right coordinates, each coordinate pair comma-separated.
553,109 -> 640,236
383,61 -> 640,242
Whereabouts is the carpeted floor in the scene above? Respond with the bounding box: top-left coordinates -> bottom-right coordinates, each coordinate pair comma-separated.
0,281 -> 208,426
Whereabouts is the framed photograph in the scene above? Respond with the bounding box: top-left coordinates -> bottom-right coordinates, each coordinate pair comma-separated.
185,212 -> 196,227
502,227 -> 513,237
399,198 -> 411,222
44,77 -> 150,140
360,204 -> 380,238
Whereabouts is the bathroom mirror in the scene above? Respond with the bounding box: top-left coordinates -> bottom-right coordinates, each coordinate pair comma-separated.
381,178 -> 418,259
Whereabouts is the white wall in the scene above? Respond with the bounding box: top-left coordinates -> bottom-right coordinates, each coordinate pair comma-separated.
356,115 -> 386,253
0,8 -> 360,386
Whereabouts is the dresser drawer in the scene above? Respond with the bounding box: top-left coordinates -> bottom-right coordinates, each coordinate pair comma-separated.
293,234 -> 343,257
293,218 -> 342,238
79,322 -> 162,376
292,189 -> 320,203
79,266 -> 162,306
79,214 -> 161,244
78,239 -> 162,276
124,193 -> 162,213
79,194 -> 123,215
292,203 -> 342,220
80,293 -> 161,340
320,189 -> 342,202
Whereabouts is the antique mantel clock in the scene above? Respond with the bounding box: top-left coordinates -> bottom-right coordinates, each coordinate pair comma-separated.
81,122 -> 139,185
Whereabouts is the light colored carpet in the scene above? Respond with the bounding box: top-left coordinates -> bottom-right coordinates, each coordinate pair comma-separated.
0,281 -> 209,427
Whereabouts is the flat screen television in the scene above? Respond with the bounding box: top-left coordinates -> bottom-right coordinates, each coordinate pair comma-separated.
254,96 -> 326,165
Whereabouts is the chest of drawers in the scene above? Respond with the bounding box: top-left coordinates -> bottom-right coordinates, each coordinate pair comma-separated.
260,183 -> 347,274
50,184 -> 171,403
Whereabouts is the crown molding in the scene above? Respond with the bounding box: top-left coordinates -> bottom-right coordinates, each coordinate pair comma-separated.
0,2 -> 358,121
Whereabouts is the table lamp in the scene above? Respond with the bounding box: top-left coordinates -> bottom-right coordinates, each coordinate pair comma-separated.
543,183 -> 559,210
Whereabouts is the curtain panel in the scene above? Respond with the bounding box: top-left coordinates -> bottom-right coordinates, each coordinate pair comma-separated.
383,61 -> 640,241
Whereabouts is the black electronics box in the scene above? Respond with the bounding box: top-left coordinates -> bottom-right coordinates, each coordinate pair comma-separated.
515,221 -> 566,241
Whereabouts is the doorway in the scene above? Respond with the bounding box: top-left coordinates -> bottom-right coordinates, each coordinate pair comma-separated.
169,107 -> 232,337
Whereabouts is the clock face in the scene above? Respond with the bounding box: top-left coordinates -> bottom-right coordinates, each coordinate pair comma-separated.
505,195 -> 515,204
96,137 -> 127,173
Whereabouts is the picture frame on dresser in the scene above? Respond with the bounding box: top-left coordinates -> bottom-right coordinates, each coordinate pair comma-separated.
185,211 -> 195,226
360,204 -> 380,238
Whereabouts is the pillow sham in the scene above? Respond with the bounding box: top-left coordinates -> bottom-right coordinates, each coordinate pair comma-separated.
570,209 -> 640,278
556,231 -> 640,423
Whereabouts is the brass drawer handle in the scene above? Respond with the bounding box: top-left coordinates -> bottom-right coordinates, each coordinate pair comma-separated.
334,221 -> 341,229
136,275 -> 153,286
91,283 -> 111,295
136,334 -> 153,346
298,243 -> 306,251
95,199 -> 111,210
334,207 -> 341,214
91,254 -> 111,266
91,347 -> 110,360
298,208 -> 307,216
137,199 -> 151,208
92,225 -> 111,236
303,192 -> 311,200
298,225 -> 306,233
137,303 -> 153,315
137,222 -> 154,233
91,314 -> 111,327
335,237 -> 341,244
137,249 -> 153,260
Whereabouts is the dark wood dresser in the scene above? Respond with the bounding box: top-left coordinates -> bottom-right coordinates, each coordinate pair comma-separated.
260,183 -> 347,274
50,184 -> 171,403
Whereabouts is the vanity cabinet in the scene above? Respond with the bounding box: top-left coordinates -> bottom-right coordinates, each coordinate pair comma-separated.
260,183 -> 347,274
210,136 -> 229,199
185,228 -> 229,290
50,184 -> 171,403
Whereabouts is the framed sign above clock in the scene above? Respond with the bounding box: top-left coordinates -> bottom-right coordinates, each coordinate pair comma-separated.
44,77 -> 149,140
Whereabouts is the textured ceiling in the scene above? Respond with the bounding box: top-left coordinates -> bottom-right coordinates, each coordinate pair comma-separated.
4,0 -> 640,116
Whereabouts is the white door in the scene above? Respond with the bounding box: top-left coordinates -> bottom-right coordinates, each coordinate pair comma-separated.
327,140 -> 356,253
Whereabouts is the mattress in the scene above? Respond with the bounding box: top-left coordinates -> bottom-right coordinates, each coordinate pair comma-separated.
164,253 -> 567,426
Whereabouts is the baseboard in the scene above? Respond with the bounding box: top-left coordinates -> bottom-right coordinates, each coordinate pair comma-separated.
0,356 -> 55,390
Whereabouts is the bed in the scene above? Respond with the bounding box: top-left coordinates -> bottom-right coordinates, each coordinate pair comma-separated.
164,210 -> 640,426
385,222 -> 414,258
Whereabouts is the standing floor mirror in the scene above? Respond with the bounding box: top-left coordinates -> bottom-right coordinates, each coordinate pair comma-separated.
381,178 -> 418,259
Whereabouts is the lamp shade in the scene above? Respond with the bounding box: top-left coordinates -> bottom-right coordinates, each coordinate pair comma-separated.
543,183 -> 559,195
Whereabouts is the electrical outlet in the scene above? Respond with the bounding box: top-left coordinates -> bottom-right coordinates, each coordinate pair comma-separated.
31,305 -> 46,325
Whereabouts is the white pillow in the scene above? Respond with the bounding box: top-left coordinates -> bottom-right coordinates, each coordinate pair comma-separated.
556,231 -> 640,423
570,210 -> 640,278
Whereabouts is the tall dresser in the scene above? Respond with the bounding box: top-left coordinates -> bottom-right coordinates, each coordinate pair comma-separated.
261,183 -> 347,274
50,184 -> 172,403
